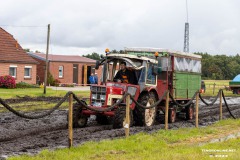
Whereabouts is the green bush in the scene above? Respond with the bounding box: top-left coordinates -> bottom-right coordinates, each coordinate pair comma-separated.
47,72 -> 60,86
16,82 -> 39,88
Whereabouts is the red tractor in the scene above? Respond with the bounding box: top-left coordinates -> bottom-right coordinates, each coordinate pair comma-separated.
73,48 -> 202,128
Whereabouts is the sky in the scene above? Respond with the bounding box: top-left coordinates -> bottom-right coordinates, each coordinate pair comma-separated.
0,0 -> 239,56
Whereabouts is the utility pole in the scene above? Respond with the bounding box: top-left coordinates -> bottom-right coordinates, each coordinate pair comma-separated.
44,24 -> 50,94
183,0 -> 189,53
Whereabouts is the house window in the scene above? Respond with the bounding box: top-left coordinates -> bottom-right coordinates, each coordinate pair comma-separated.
24,66 -> 32,78
59,66 -> 63,78
9,65 -> 17,78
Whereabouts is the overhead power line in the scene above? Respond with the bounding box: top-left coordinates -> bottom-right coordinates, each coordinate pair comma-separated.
0,25 -> 46,28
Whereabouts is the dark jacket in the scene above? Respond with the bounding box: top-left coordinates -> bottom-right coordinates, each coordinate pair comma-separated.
114,69 -> 137,85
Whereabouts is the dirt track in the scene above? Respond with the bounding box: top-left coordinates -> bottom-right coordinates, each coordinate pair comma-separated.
0,96 -> 240,158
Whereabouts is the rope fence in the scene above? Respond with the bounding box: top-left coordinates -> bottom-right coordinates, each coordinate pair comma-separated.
0,89 -> 238,148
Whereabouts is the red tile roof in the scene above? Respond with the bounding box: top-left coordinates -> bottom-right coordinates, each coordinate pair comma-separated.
28,52 -> 96,63
0,27 -> 38,64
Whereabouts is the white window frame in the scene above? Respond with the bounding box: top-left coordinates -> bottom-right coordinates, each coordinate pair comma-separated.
24,66 -> 32,78
59,66 -> 64,78
9,65 -> 17,78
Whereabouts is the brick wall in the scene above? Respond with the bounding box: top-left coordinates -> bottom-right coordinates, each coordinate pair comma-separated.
0,63 -> 37,84
28,58 -> 103,85
49,62 -> 73,84
49,62 -> 99,85
31,57 -> 45,84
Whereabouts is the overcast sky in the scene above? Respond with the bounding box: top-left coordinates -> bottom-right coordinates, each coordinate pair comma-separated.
0,0 -> 239,56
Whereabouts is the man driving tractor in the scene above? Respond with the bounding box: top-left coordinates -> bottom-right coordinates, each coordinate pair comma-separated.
113,61 -> 138,85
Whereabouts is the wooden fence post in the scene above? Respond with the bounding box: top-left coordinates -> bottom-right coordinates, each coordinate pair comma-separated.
165,91 -> 169,130
219,90 -> 222,120
68,94 -> 73,148
125,95 -> 130,137
195,92 -> 199,128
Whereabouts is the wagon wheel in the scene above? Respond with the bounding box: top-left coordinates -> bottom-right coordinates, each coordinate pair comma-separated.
168,108 -> 176,123
186,103 -> 194,120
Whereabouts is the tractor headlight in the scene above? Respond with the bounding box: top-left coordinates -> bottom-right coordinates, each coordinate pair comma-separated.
92,94 -> 97,99
100,95 -> 106,100
127,87 -> 137,96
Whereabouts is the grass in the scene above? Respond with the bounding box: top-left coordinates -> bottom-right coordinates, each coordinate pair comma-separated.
0,87 -> 90,112
8,119 -> 240,160
0,88 -> 90,99
200,80 -> 237,97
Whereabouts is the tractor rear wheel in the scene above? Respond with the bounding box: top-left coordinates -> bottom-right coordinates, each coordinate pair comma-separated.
72,102 -> 88,128
113,106 -> 133,129
134,92 -> 157,126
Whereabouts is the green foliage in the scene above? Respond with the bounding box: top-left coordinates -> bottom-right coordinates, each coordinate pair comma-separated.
16,82 -> 39,88
195,52 -> 240,80
47,72 -> 60,86
23,48 -> 30,52
83,52 -> 102,60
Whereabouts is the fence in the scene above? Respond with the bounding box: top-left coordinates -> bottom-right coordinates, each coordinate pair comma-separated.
0,89 -> 237,148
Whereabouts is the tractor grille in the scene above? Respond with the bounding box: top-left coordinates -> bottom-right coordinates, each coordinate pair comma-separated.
91,86 -> 106,106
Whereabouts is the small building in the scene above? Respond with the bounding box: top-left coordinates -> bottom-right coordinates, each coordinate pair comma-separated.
0,27 -> 38,84
28,52 -> 102,85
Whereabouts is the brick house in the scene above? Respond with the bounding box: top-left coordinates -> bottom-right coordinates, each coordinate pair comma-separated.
0,27 -> 38,84
28,52 -> 102,85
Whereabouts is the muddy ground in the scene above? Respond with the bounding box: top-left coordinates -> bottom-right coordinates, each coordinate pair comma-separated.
0,96 -> 240,158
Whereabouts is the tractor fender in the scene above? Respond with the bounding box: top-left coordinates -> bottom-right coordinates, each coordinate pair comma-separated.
140,87 -> 158,100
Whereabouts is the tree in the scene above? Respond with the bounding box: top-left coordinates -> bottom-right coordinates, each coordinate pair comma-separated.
194,52 -> 240,80
83,52 -> 102,60
24,48 -> 30,52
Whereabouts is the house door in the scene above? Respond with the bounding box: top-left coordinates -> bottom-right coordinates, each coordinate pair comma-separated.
87,66 -> 91,84
91,65 -> 95,74
73,64 -> 78,84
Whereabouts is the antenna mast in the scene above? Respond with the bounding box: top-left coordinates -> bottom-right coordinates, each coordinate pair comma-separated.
183,0 -> 189,53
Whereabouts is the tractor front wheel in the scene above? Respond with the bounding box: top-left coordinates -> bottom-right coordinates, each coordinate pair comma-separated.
72,103 -> 88,128
96,115 -> 110,125
113,106 -> 133,129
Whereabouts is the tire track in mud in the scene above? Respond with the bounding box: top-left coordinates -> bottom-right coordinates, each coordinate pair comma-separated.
0,97 -> 240,158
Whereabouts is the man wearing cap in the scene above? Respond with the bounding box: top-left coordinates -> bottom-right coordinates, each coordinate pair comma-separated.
113,61 -> 137,85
